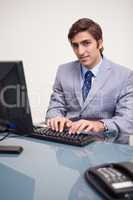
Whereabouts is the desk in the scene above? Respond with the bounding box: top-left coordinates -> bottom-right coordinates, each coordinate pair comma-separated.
0,136 -> 133,200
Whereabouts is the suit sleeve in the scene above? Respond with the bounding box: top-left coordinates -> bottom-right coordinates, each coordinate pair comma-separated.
101,71 -> 133,143
45,66 -> 67,121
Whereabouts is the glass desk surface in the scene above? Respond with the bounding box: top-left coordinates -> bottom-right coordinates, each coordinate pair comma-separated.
0,136 -> 133,200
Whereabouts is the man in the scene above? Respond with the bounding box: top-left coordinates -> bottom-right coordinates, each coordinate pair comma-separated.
45,18 -> 133,144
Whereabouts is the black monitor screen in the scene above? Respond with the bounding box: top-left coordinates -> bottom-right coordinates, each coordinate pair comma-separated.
0,61 -> 33,134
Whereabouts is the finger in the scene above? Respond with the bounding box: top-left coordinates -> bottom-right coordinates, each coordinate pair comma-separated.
66,119 -> 72,127
85,125 -> 94,132
77,123 -> 88,134
54,119 -> 59,132
47,119 -> 50,128
47,119 -> 53,129
69,122 -> 81,134
59,118 -> 66,132
49,118 -> 55,130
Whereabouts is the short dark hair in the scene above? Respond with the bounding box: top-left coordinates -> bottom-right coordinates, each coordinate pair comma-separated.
68,18 -> 104,54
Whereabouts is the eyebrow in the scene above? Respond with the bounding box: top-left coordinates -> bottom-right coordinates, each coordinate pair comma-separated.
71,39 -> 92,46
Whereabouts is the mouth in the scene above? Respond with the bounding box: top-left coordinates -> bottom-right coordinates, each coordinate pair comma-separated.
79,56 -> 90,61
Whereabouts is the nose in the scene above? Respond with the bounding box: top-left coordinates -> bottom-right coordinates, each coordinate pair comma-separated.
77,45 -> 85,56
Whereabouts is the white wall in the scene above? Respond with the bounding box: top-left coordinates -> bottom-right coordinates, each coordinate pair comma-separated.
0,0 -> 132,122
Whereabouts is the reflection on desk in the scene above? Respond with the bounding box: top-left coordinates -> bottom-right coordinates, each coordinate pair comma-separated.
0,162 -> 35,200
55,142 -> 133,200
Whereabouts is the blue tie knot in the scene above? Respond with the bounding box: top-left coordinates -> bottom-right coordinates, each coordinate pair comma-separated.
85,70 -> 94,81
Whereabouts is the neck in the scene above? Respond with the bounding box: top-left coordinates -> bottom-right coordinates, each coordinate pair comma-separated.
85,54 -> 102,69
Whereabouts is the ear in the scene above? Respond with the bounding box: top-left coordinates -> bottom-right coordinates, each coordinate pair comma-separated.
97,39 -> 103,49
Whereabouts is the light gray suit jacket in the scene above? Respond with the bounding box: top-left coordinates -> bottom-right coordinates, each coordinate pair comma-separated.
46,57 -> 133,144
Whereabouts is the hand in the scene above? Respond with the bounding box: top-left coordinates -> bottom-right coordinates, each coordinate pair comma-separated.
47,117 -> 72,132
68,119 -> 105,134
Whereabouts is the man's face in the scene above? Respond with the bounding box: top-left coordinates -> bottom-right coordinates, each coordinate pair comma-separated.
71,31 -> 103,69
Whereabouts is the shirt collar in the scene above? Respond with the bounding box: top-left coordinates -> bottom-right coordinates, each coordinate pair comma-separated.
81,58 -> 103,79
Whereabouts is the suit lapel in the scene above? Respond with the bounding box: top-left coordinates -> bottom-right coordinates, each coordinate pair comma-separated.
81,58 -> 112,112
73,62 -> 83,107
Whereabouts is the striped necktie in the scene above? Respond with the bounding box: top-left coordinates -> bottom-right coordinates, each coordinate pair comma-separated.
82,71 -> 94,101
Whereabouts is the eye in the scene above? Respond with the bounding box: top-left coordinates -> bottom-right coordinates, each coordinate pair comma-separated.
71,43 -> 78,49
82,41 -> 91,47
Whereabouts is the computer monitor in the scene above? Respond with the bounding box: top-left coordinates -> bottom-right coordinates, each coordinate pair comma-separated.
0,61 -> 33,134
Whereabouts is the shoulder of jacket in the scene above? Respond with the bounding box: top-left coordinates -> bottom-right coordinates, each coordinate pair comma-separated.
59,60 -> 79,68
104,57 -> 133,74
57,60 -> 80,74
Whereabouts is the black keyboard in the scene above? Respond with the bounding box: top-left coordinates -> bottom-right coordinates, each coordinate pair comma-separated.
29,127 -> 96,146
